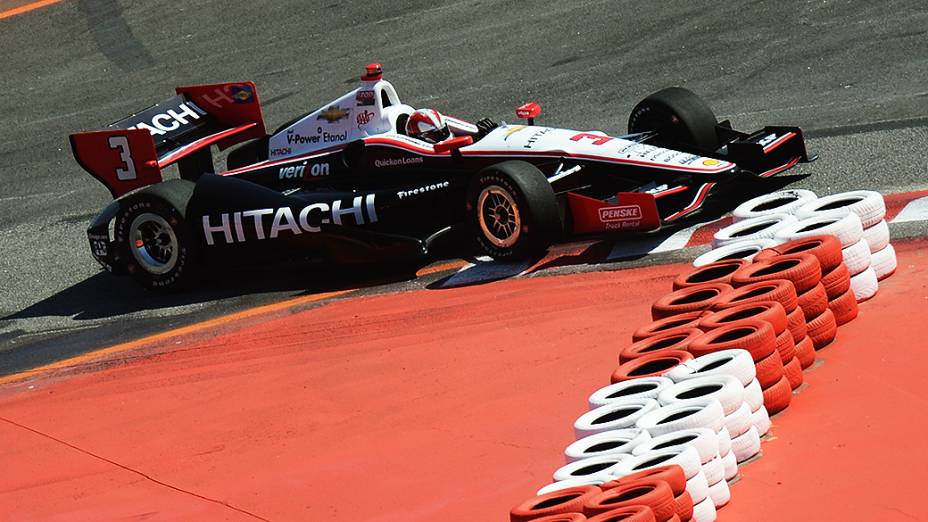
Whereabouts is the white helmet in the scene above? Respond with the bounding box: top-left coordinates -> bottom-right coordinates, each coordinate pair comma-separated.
405,109 -> 451,143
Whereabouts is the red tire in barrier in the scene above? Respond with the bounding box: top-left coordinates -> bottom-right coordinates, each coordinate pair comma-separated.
795,336 -> 816,369
698,300 -> 787,334
673,490 -> 693,521
731,253 -> 821,293
586,506 -> 656,522
828,288 -> 859,326
530,515 -> 588,522
821,262 -> 851,299
511,486 -> 601,522
807,308 -> 838,349
775,328 -> 796,363
754,234 -> 843,273
754,350 -> 786,389
672,259 -> 748,290
611,351 -> 694,384
601,465 -> 687,496
797,282 -> 828,321
651,284 -> 733,320
687,320 -> 776,362
620,329 -> 704,364
632,312 -> 709,342
712,279 -> 799,313
784,356 -> 803,390
583,479 -> 675,520
786,305 -> 808,342
762,375 -> 792,414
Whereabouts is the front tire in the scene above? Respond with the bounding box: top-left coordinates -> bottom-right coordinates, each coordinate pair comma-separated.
113,180 -> 200,291
466,161 -> 561,260
628,87 -> 720,151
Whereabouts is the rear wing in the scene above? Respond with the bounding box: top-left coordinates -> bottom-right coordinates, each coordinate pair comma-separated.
70,82 -> 267,198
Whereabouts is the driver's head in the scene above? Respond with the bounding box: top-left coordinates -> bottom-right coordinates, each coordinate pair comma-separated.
406,109 -> 451,143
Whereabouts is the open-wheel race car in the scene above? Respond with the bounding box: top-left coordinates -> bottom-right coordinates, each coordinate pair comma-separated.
70,64 -> 814,290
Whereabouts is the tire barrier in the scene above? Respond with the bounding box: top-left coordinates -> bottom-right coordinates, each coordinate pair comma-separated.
611,351 -> 694,384
588,378 -> 674,410
732,189 -> 818,221
672,259 -> 748,290
620,329 -> 705,364
651,284 -> 733,320
871,243 -> 897,280
575,399 -> 660,438
633,312 -> 710,342
510,486 -> 602,522
565,429 -> 652,463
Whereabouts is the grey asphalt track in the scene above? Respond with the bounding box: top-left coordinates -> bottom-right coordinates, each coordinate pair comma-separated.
1,0 -> 926,375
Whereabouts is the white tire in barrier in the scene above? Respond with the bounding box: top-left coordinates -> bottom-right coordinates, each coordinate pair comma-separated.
731,425 -> 762,463
536,476 -> 606,496
687,469 -> 712,506
711,213 -> 798,248
723,402 -> 753,438
796,190 -> 886,228
743,378 -> 763,413
666,349 -> 756,387
636,399 -> 726,437
841,238 -> 872,276
708,476 -> 731,508
850,265 -> 879,302
751,405 -> 772,436
732,189 -> 818,221
631,428 -> 719,464
871,243 -> 897,280
575,398 -> 660,439
553,454 -> 630,482
658,375 -> 745,416
693,239 -> 780,267
717,426 -> 732,457
721,449 -> 738,480
616,445 -> 703,480
564,428 -> 651,463
774,211 -> 864,248
862,219 -> 890,253
692,495 -> 718,522
701,455 -> 725,485
588,377 -> 674,410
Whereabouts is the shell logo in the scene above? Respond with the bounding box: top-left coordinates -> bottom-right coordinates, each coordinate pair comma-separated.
702,159 -> 721,166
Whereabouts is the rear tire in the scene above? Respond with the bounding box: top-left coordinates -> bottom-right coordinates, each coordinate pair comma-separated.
465,161 -> 561,260
628,87 -> 720,151
113,180 -> 200,291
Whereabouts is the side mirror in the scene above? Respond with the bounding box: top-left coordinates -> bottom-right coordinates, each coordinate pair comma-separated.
434,135 -> 473,154
516,102 -> 541,125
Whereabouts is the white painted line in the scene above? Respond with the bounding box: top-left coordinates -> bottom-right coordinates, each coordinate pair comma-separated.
606,224 -> 701,260
890,196 -> 928,223
441,260 -> 534,287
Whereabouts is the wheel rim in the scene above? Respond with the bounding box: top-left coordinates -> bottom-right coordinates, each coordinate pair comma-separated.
129,212 -> 179,275
477,185 -> 521,248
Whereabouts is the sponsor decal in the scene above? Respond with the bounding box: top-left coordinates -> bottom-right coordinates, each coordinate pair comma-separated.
604,220 -> 642,230
702,159 -> 721,166
374,156 -> 424,168
679,154 -> 700,165
357,110 -> 375,129
202,194 -> 378,245
317,105 -> 350,123
270,147 -> 292,157
356,90 -> 376,106
278,161 -> 330,180
230,84 -> 255,104
524,127 -> 552,149
757,133 -> 779,148
571,132 -> 615,146
129,101 -> 206,136
397,181 -> 450,199
502,125 -> 526,140
599,205 -> 642,222
286,130 -> 321,145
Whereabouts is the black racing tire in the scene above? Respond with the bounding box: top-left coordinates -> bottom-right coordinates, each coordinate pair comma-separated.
628,87 -> 720,151
465,161 -> 561,260
113,180 -> 200,291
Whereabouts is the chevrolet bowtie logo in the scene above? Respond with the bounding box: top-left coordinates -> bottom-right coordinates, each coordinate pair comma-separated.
317,106 -> 350,123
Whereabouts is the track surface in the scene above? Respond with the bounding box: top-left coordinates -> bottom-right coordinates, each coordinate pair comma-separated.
1,0 -> 927,373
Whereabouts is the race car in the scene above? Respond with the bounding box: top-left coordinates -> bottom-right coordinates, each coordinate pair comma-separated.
70,64 -> 814,290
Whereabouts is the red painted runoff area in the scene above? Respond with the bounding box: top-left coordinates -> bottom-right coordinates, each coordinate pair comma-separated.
1,241 -> 926,521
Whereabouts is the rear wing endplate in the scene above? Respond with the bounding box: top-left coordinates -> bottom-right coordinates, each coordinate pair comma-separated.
70,82 -> 267,198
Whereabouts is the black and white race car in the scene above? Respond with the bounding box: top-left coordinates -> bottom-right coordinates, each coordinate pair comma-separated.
70,64 -> 813,290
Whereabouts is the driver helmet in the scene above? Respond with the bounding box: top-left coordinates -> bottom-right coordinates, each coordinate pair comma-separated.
406,109 -> 451,143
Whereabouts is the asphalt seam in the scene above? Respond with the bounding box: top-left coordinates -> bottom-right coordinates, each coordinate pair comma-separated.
0,416 -> 272,521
